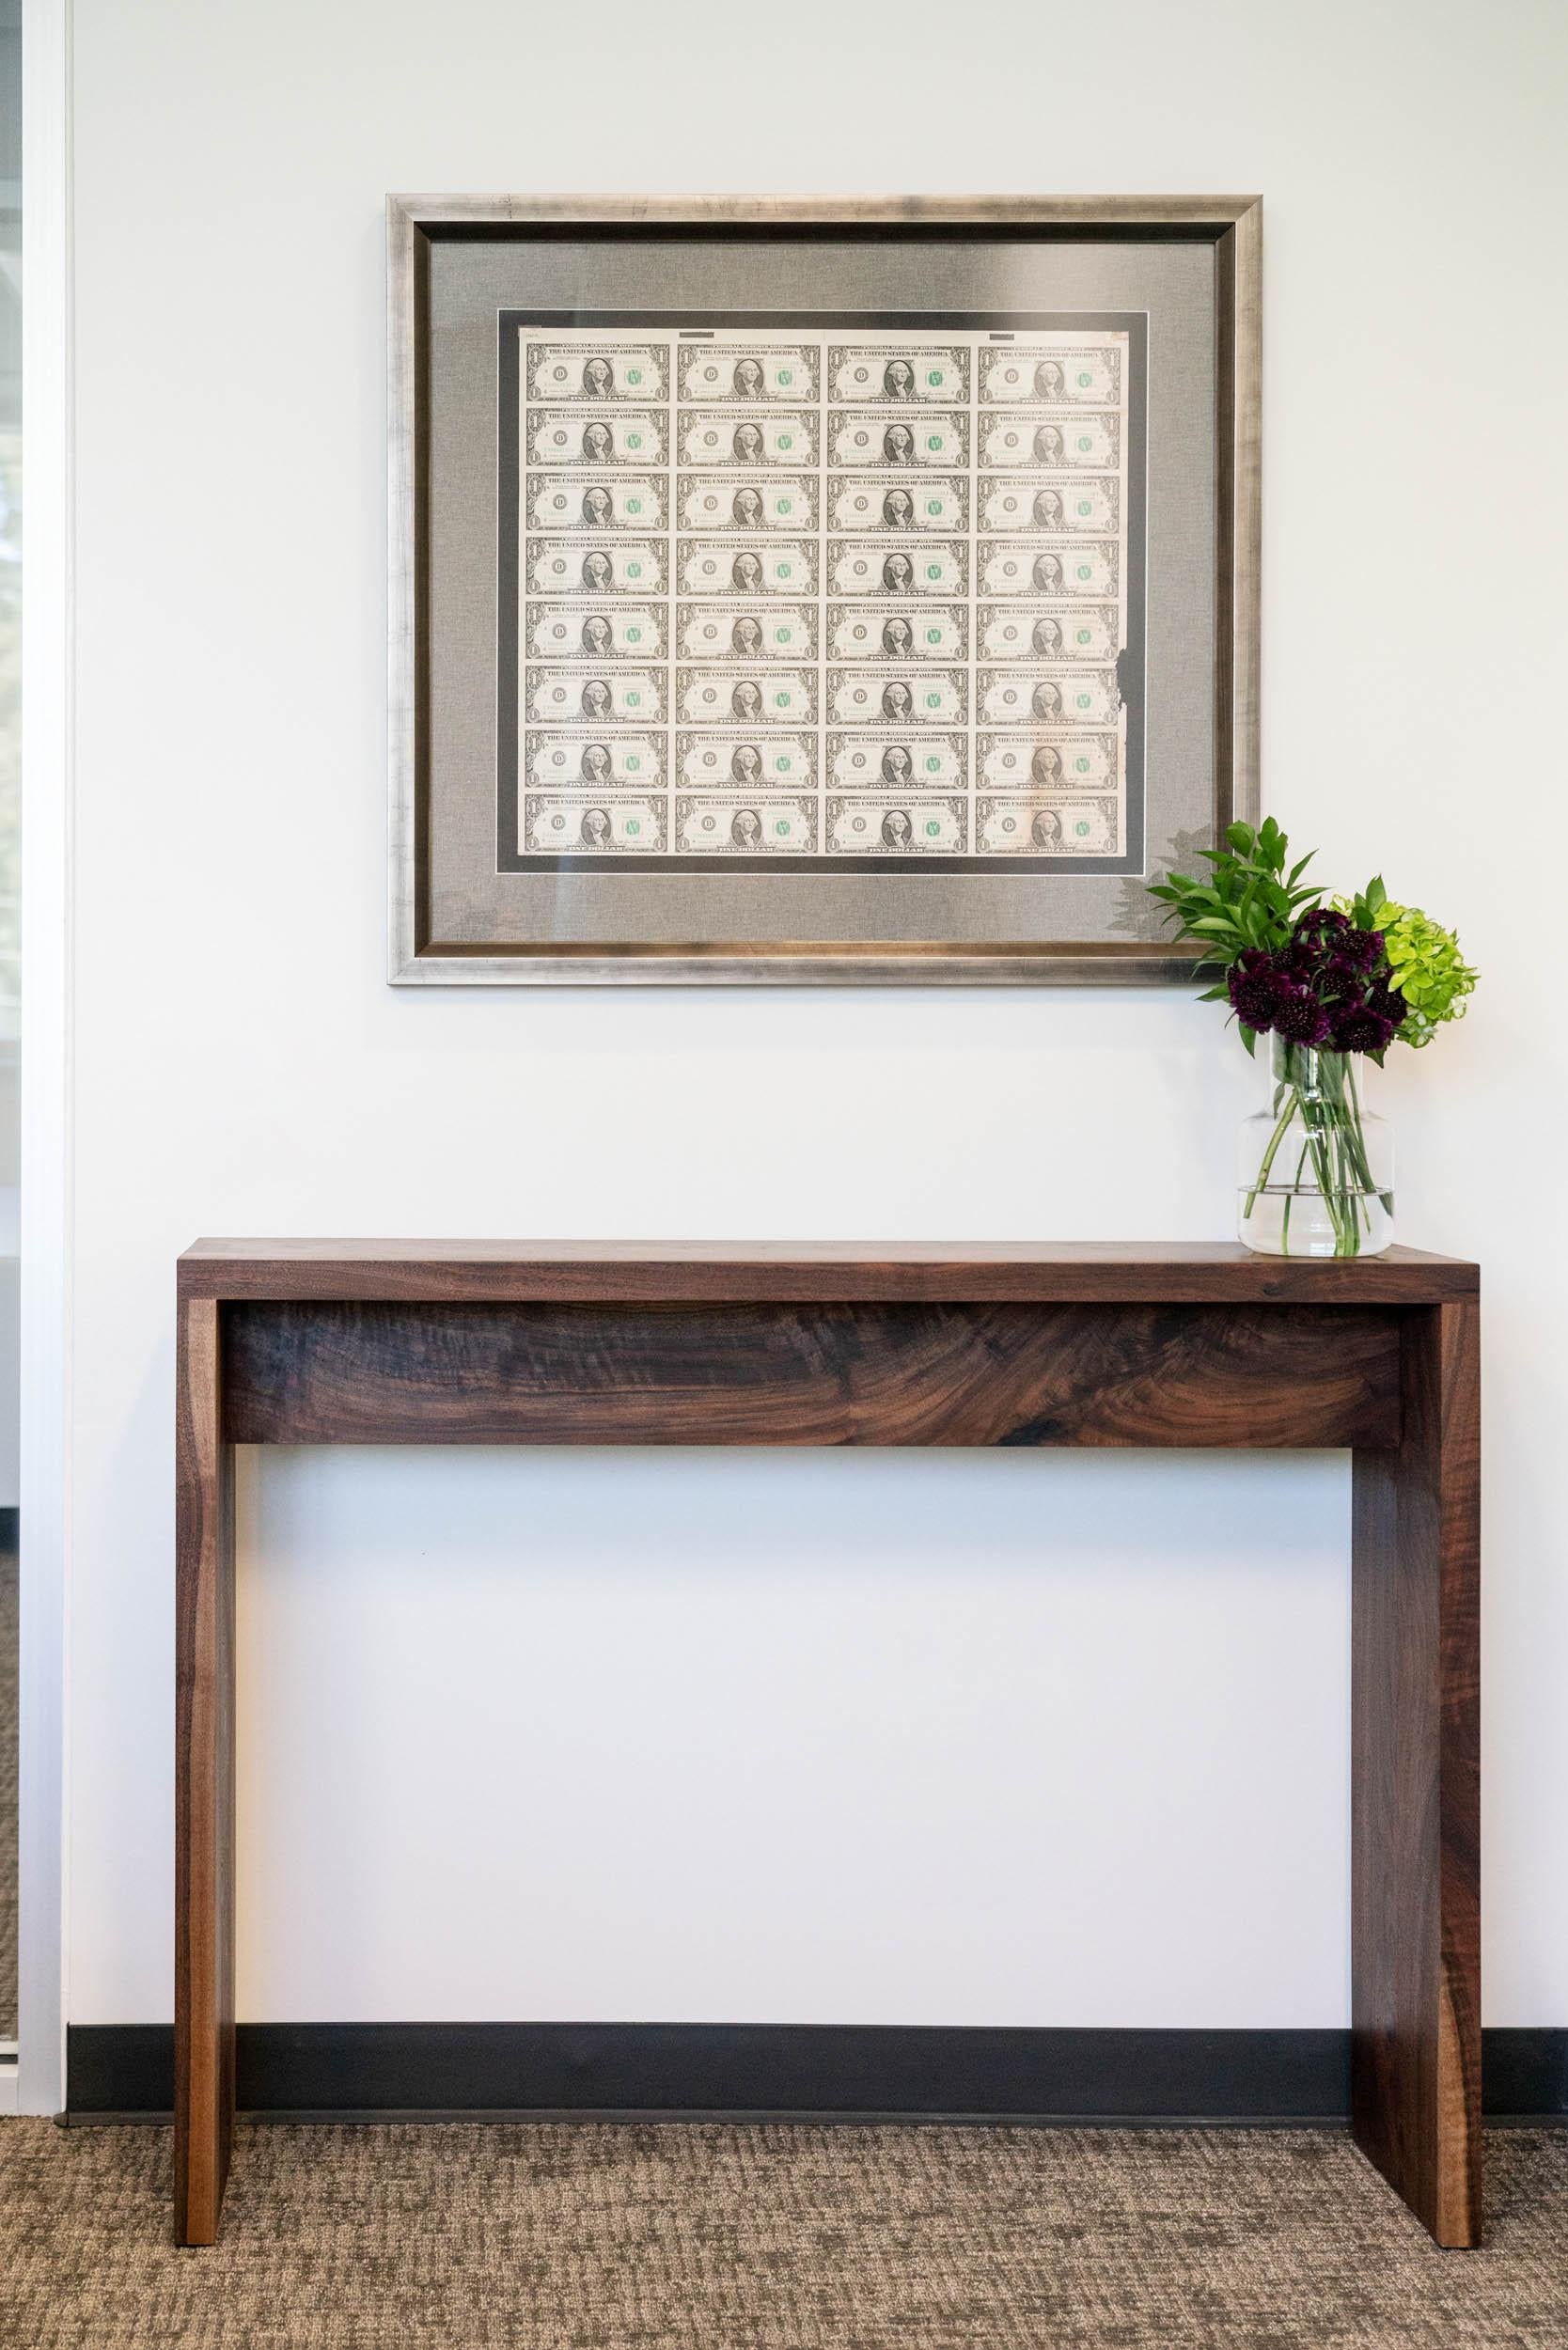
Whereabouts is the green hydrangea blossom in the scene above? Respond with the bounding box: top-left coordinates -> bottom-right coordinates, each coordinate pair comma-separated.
1338,879 -> 1478,1049
1381,906 -> 1479,1047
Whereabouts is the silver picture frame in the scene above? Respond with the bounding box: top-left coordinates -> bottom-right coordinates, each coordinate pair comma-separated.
388,195 -> 1261,985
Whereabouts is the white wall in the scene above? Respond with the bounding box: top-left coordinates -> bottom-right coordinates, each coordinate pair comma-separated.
65,0 -> 1568,2031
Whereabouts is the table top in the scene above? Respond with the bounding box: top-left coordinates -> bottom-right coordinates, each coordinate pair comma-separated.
179,1239 -> 1479,1307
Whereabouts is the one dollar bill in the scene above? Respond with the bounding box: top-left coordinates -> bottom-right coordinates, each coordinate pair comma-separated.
978,731 -> 1119,791
979,415 -> 1121,469
523,794 -> 668,853
677,667 -> 817,724
828,477 -> 967,534
678,540 -> 816,596
827,667 -> 967,725
677,477 -> 818,532
827,345 -> 969,403
678,343 -> 819,402
828,540 -> 966,597
675,795 -> 818,853
978,344 -> 1121,406
824,795 -> 968,854
526,668 -> 666,725
976,796 -> 1121,854
526,604 -> 665,660
525,731 -> 666,789
979,540 -> 1119,598
978,603 -> 1121,662
826,603 -> 967,662
676,604 -> 818,661
977,666 -> 1120,725
528,477 -> 666,532
829,411 -> 968,469
525,339 -> 668,401
528,409 -> 667,465
528,538 -> 666,595
827,732 -> 967,791
980,478 -> 1120,535
676,732 -> 816,789
680,412 -> 819,466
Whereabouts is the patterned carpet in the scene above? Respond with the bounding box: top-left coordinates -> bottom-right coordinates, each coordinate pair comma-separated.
1,2121 -> 1565,2348
0,1534 -> 16,2042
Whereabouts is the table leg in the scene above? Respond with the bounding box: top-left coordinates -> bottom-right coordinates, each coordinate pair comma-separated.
175,1293 -> 236,2245
1351,1299 -> 1482,2246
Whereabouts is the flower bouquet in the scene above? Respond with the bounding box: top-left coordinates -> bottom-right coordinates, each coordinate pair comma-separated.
1148,820 -> 1478,1257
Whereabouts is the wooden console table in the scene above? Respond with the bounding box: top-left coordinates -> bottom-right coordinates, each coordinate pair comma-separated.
176,1241 -> 1481,2247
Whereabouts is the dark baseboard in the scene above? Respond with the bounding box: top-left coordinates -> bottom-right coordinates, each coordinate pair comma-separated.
1475,2027 -> 1568,2122
0,1504 -> 16,1547
63,2022 -> 1568,2126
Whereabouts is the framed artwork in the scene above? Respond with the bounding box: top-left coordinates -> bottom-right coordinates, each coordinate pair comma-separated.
388,196 -> 1260,985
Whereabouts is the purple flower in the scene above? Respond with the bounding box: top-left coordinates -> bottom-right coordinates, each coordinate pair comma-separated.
1227,953 -> 1286,1032
1369,981 -> 1408,1029
1226,916 -> 1403,1052
1278,938 -> 1320,983
1341,927 -> 1385,972
1331,1006 -> 1397,1054
1272,985 -> 1333,1046
1293,907 -> 1352,946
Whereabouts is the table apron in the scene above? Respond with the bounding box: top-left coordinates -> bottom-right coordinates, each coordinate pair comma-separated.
220,1297 -> 1403,1450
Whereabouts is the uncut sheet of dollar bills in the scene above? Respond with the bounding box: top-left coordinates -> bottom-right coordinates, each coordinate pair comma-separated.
514,325 -> 1134,867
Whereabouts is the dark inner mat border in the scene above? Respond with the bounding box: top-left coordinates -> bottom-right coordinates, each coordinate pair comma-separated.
496,307 -> 1149,879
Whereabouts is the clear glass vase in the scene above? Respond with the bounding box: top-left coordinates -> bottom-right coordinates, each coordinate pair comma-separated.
1238,1040 -> 1393,1258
